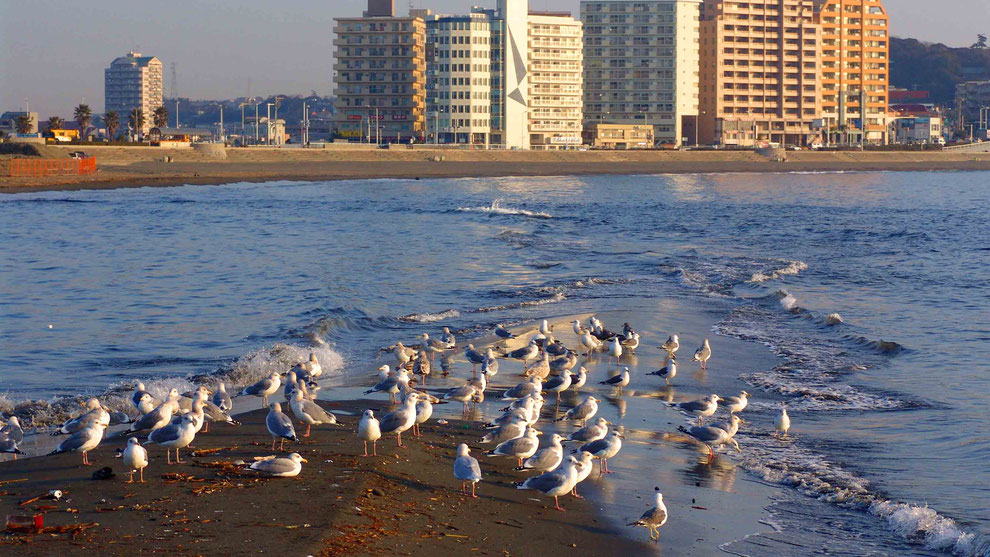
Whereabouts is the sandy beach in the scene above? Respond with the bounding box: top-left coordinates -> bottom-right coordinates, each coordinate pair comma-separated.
2,144 -> 989,192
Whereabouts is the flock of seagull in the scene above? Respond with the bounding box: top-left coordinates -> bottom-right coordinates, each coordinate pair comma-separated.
0,316 -> 795,544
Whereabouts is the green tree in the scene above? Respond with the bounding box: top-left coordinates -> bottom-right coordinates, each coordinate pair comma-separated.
14,114 -> 33,134
128,108 -> 145,139
48,116 -> 64,130
152,105 -> 169,128
973,34 -> 988,49
74,104 -> 92,138
103,111 -> 119,141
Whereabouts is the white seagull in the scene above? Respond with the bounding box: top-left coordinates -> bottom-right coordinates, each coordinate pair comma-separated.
453,443 -> 482,498
357,409 -> 382,457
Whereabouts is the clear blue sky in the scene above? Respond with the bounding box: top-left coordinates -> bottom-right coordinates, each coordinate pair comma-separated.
1,0 -> 987,119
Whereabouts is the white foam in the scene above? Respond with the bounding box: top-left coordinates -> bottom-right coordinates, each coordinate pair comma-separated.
779,292 -> 799,311
749,261 -> 809,283
870,501 -> 982,555
455,199 -> 553,219
473,292 -> 566,313
398,309 -> 461,323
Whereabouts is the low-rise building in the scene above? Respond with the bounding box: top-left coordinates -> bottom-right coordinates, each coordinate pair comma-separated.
889,105 -> 943,144
955,80 -> 990,132
1,111 -> 39,134
583,123 -> 654,148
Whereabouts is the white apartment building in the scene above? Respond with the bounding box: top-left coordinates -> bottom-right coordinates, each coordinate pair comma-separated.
581,1 -> 701,146
528,12 -> 585,149
104,51 -> 163,135
423,11 -> 494,145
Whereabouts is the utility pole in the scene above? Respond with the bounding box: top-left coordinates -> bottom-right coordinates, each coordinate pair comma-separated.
254,102 -> 260,145
375,107 -> 380,145
175,100 -> 180,128
218,104 -> 224,142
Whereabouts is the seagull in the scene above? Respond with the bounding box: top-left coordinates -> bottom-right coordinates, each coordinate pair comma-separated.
131,383 -> 160,414
494,324 -> 515,343
723,391 -> 750,414
421,333 -> 446,361
289,390 -> 337,437
647,358 -> 677,386
413,396 -> 433,437
249,453 -> 307,477
550,350 -> 577,374
660,334 -> 680,357
628,487 -> 668,542
480,414 -> 528,444
266,402 -> 297,452
506,340 -> 540,372
146,413 -> 198,465
487,427 -> 541,467
569,366 -> 588,390
600,367 -> 631,393
0,434 -> 25,460
50,422 -> 106,465
413,350 -> 432,384
465,344 -> 486,372
556,396 -> 599,426
440,327 -> 456,350
1,417 -> 23,445
502,376 -> 543,401
52,398 -> 110,435
489,398 -> 538,428
608,337 -> 623,364
515,455 -> 580,512
692,338 -> 712,369
569,450 -> 595,498
357,409 -> 382,457
453,443 -> 482,498
481,349 -> 499,377
543,372 -> 572,403
365,368 -> 409,403
193,388 -> 238,432
213,381 -> 233,413
444,383 -> 479,414
302,353 -> 323,379
619,332 -> 640,351
379,393 -> 418,447
129,390 -> 179,433
241,372 -> 282,408
709,414 -> 744,439
565,417 -> 609,444
572,320 -> 583,336
678,419 -> 741,461
579,429 -> 623,475
546,339 -> 568,357
672,394 -> 722,424
517,433 -> 564,473
122,437 -> 149,483
775,405 -> 791,437
580,330 -> 602,355
526,351 -> 551,379
392,342 -> 415,366
283,370 -> 301,402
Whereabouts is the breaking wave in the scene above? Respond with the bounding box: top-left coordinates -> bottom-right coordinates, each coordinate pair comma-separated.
455,199 -> 553,219
748,260 -> 809,283
398,309 -> 461,323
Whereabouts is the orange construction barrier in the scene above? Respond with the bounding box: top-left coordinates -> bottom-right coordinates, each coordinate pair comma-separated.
7,157 -> 97,177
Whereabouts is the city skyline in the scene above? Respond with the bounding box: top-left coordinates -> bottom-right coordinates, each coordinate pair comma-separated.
1,0 -> 987,118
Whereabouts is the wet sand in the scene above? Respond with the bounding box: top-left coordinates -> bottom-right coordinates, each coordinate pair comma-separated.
2,145 -> 989,193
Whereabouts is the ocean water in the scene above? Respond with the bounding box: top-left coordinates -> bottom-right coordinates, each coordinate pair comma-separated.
0,172 -> 987,555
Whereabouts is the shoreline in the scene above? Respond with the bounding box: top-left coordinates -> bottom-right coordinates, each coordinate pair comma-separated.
2,147 -> 989,193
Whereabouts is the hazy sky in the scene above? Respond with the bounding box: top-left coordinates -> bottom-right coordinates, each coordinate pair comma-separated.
2,0 -> 988,118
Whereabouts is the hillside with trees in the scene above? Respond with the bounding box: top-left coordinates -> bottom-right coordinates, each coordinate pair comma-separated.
891,36 -> 990,104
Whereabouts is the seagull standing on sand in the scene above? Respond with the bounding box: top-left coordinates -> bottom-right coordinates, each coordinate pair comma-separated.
122,437 -> 149,483
482,349 -> 499,377
494,324 -> 515,344
2,417 -> 23,445
129,390 -> 180,433
723,391 -> 750,414
357,409 -> 382,457
453,443 -> 482,498
444,383 -> 479,414
620,332 -> 640,352
413,350 -> 432,384
266,402 -> 297,451
480,414 -> 528,445
600,367 -> 631,394
572,320 -> 583,336
465,344 -> 486,373
556,396 -> 599,426
487,427 -> 541,467
440,327 -> 456,350
365,368 -> 409,403
661,335 -> 680,357
569,367 -> 588,390
501,376 -> 543,401
673,394 -> 722,425
241,372 -> 282,408
648,358 -> 677,386
515,455 -> 580,512
413,396 -> 433,437
692,339 -> 712,370
543,372 -> 572,404
566,417 -> 609,444
213,382 -> 233,413
506,340 -> 540,373
609,337 -> 623,364
517,433 -> 564,472
579,429 -> 624,475
628,487 -> 668,542
52,398 -> 110,435
580,330 -> 603,355
775,405 -> 791,437
131,383 -> 160,414
678,417 -> 742,462
50,422 -> 106,465
147,413 -> 198,465
421,333 -> 446,362
0,433 -> 25,460
379,393 -> 419,447
249,453 -> 307,477
289,390 -> 337,437
569,450 -> 595,498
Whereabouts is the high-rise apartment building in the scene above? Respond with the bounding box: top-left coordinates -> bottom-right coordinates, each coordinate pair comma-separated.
814,0 -> 889,145
333,0 -> 427,142
422,11 -> 494,145
581,1 -> 701,146
104,51 -> 163,135
528,12 -> 584,149
698,0 -> 824,147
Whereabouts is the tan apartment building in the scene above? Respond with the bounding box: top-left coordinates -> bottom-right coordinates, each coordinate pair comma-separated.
528,12 -> 584,149
699,0 -> 824,147
581,0 -> 701,146
105,51 -> 163,135
814,0 -> 889,145
333,0 -> 426,142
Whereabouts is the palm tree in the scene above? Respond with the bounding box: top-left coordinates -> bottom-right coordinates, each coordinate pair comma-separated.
128,108 -> 145,140
48,116 -> 64,130
103,111 -> 119,141
152,105 -> 169,129
74,104 -> 92,139
14,114 -> 33,134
